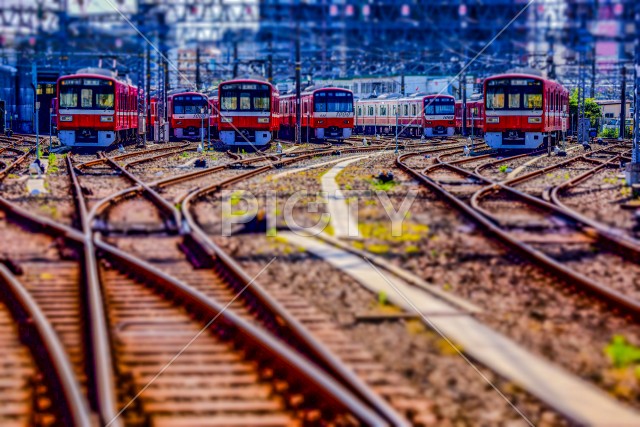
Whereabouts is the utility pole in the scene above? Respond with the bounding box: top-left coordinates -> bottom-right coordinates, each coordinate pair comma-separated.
620,66 -> 626,140
232,41 -> 238,78
627,0 -> 640,187
267,37 -> 273,83
146,44 -> 151,138
195,45 -> 201,91
295,20 -> 301,145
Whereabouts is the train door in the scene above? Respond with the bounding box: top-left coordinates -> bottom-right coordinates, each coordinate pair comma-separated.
36,72 -> 58,133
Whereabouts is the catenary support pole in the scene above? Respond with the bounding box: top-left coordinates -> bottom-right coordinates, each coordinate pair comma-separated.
627,1 -> 640,187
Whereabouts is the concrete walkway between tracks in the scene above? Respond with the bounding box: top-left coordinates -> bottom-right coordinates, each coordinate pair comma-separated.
279,155 -> 640,426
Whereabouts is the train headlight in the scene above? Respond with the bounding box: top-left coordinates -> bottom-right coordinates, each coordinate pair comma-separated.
221,117 -> 233,123
343,120 -> 350,124
528,117 -> 542,124
60,115 -> 73,122
257,118 -> 270,123
317,120 -> 324,124
100,116 -> 114,122
486,117 -> 500,124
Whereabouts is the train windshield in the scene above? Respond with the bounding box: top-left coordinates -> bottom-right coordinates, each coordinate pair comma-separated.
59,78 -> 115,110
424,97 -> 454,115
314,91 -> 353,113
173,95 -> 208,114
486,78 -> 543,110
220,83 -> 271,112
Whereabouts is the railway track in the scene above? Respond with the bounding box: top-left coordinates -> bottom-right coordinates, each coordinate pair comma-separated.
398,143 -> 640,317
550,154 -> 640,243
0,137 -> 483,425
79,141 -> 439,424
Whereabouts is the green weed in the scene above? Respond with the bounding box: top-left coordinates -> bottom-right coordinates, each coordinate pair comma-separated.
606,335 -> 640,368
378,291 -> 388,306
498,164 -> 509,173
369,178 -> 397,191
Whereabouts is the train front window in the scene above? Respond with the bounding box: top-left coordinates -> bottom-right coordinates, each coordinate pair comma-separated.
59,78 -> 115,109
220,83 -> 271,112
60,91 -> 77,108
486,85 -> 506,109
524,93 -> 542,110
96,94 -> 114,108
508,93 -> 521,109
81,89 -> 93,108
425,98 -> 455,115
314,91 -> 353,113
487,78 -> 542,110
173,95 -> 208,114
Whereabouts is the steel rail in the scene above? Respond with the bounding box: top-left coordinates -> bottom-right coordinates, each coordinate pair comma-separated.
90,142 -> 411,425
0,147 -> 33,180
549,155 -> 640,249
0,265 -> 94,427
66,155 -> 123,427
180,165 -> 410,426
75,142 -> 192,169
93,236 -> 388,425
397,151 -> 640,318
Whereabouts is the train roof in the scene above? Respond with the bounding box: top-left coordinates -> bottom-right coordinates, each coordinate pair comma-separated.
218,79 -> 278,93
483,73 -> 565,86
58,68 -> 136,87
167,91 -> 208,99
282,86 -> 354,97
357,93 -> 454,103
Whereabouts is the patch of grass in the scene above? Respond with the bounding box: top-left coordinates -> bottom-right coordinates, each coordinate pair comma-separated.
7,173 -> 18,179
436,337 -> 463,356
47,153 -> 58,174
369,178 -> 397,192
366,243 -> 390,254
180,151 -> 191,158
323,222 -> 334,236
230,190 -> 244,206
498,164 -> 509,173
351,240 -> 365,250
404,245 -> 420,254
405,319 -> 427,335
377,291 -> 388,306
358,221 -> 429,244
606,335 -> 640,369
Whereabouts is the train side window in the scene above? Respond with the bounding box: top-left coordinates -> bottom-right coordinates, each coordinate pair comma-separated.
508,93 -> 520,109
240,92 -> 251,110
81,89 -> 93,108
358,106 -> 362,116
556,93 -> 559,111
412,104 -> 417,116
404,104 -> 408,116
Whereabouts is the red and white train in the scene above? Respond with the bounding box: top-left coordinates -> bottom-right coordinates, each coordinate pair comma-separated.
167,91 -> 210,140
217,79 -> 280,146
57,68 -> 141,148
454,96 -> 485,136
355,94 -> 455,137
483,73 -> 568,149
280,87 -> 354,141
149,91 -> 210,141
